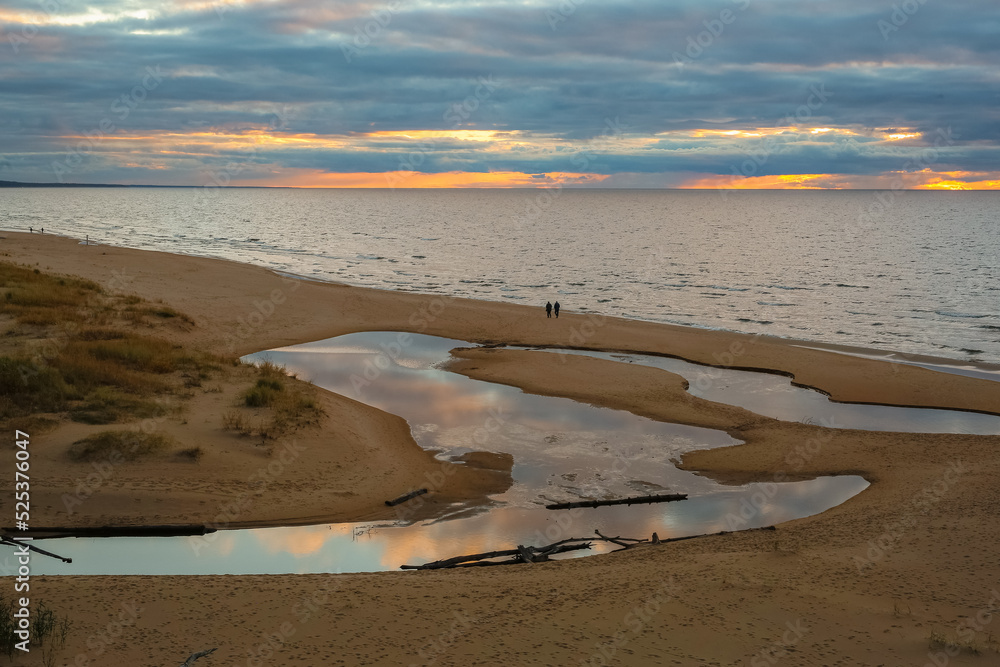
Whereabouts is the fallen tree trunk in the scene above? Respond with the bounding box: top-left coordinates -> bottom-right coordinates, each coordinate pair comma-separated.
401,540 -> 604,570
655,525 -> 776,545
545,493 -> 687,510
0,535 -> 72,563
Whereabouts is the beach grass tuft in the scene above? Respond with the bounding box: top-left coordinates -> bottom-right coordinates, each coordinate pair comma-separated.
69,386 -> 168,424
928,629 -> 986,656
226,363 -> 324,443
243,378 -> 284,407
0,260 -> 225,429
0,355 -> 73,418
68,430 -> 173,462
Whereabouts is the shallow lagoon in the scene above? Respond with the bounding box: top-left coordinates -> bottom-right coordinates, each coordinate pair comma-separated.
30,333 -> 883,575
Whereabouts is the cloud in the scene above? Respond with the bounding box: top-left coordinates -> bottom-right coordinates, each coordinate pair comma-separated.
1,0 -> 998,186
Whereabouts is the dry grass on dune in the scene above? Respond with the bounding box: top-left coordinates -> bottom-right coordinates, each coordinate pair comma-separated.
0,259 -> 223,421
0,258 -> 325,464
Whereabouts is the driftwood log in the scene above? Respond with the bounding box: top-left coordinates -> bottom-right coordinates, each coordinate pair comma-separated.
401,531 -> 651,570
653,525 -> 776,545
180,648 -> 217,666
401,526 -> 779,570
385,488 -> 429,506
0,535 -> 72,563
545,492 -> 687,510
401,542 -> 592,569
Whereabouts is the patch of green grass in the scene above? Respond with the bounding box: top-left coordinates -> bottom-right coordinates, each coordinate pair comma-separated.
68,430 -> 172,463
243,377 -> 285,407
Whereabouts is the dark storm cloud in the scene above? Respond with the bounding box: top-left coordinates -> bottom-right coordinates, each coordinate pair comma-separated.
1,0 -> 997,184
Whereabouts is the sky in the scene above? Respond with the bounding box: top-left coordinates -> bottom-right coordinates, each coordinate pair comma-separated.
1,0 -> 998,189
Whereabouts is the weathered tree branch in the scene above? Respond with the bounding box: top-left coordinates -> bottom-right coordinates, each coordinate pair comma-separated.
545,493 -> 687,510
180,648 -> 217,666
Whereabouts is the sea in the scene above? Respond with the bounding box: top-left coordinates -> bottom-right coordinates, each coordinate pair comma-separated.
2,188 -> 998,363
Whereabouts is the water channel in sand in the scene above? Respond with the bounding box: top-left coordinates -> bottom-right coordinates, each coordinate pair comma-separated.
49,331 -> 1000,574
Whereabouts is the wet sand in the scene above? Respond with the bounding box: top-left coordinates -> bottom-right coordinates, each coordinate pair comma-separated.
4,231 -> 1000,666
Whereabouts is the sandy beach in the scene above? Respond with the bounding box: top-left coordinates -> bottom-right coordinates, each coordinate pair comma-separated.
4,231 -> 1000,666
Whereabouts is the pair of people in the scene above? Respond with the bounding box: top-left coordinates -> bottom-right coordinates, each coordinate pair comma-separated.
545,301 -> 561,318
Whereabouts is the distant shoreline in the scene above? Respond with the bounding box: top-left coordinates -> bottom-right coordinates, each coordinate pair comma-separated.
3,179 -> 998,190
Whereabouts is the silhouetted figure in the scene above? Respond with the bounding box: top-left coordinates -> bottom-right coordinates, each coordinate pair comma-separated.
545,301 -> 552,318
554,301 -> 560,318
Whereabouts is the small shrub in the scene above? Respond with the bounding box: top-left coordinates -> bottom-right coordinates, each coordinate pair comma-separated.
222,410 -> 255,436
256,359 -> 287,380
243,378 -> 283,407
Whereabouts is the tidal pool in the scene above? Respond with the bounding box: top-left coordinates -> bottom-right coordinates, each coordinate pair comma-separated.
527,347 -> 1000,435
30,332 -> 873,575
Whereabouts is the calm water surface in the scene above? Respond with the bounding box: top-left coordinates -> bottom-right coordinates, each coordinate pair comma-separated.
29,333 -> 871,575
3,188 -> 997,362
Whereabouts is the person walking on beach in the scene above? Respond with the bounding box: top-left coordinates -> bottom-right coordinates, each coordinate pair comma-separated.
554,301 -> 560,318
545,301 -> 552,318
